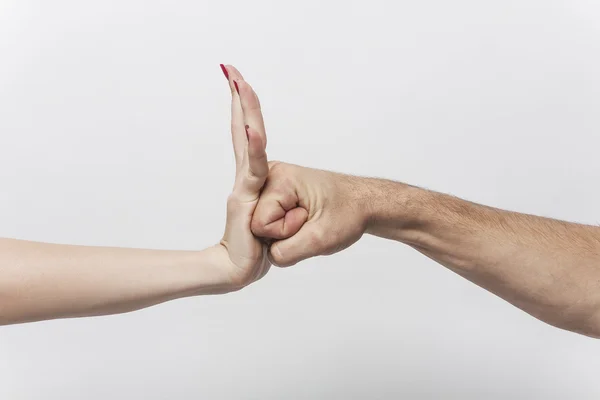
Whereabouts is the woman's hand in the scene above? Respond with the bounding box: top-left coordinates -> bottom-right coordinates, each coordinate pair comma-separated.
0,65 -> 272,325
217,65 -> 271,289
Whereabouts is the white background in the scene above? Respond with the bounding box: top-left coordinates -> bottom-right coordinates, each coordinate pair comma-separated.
1,0 -> 600,398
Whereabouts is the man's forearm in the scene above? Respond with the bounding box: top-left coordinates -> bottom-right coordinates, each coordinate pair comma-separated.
0,239 -> 235,325
364,179 -> 600,338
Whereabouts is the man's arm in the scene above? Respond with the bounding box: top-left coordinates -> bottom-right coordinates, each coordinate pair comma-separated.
366,179 -> 600,338
250,163 -> 600,338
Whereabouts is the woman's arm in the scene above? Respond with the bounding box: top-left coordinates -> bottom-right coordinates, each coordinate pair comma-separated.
0,240 -> 234,324
0,64 -> 270,325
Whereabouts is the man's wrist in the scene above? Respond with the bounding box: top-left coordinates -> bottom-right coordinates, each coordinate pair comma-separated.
360,177 -> 423,242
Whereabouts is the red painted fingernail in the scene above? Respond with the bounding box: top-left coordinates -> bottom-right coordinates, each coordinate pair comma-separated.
219,64 -> 229,80
234,80 -> 240,94
245,125 -> 250,140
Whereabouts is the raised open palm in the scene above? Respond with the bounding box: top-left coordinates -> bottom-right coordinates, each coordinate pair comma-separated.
218,65 -> 271,287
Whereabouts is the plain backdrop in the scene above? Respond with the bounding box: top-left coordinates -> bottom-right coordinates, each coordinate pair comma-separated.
1,1 -> 600,399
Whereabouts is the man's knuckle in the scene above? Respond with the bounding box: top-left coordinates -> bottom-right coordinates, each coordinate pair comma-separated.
268,161 -> 286,175
250,216 -> 266,235
309,227 -> 327,247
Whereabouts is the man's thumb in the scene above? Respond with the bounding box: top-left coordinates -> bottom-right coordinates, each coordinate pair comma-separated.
269,222 -> 326,267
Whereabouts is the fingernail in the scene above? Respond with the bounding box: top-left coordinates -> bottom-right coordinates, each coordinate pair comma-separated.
219,64 -> 229,80
245,125 -> 250,140
234,80 -> 240,94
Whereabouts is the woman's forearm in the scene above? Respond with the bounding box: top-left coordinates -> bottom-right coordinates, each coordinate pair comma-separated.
366,180 -> 600,338
0,238 -> 235,325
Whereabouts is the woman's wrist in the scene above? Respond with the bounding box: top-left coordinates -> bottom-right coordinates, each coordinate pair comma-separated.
186,245 -> 245,295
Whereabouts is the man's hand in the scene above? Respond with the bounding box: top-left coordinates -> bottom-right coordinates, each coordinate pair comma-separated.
250,162 -> 371,267
254,156 -> 600,338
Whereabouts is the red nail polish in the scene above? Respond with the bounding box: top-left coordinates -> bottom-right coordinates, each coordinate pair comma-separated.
245,125 -> 250,140
219,64 -> 229,80
234,80 -> 240,94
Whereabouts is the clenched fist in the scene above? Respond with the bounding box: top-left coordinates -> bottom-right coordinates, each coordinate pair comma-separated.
250,162 -> 373,267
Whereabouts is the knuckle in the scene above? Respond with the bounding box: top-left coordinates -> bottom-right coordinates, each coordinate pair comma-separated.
226,194 -> 243,212
268,160 -> 281,169
226,193 -> 239,208
246,167 -> 258,180
250,215 -> 266,236
243,171 -> 263,191
281,190 -> 296,208
267,163 -> 301,188
308,227 -> 328,249
268,161 -> 285,175
265,175 -> 294,197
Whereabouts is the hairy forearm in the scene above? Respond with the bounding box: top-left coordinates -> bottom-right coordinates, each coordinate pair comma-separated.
364,179 -> 600,338
0,238 -> 234,325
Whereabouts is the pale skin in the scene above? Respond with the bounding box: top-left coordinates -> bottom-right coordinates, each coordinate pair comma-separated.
0,65 -> 269,325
